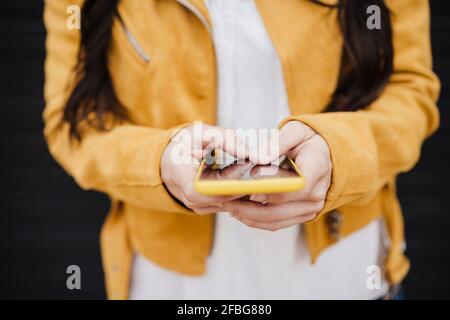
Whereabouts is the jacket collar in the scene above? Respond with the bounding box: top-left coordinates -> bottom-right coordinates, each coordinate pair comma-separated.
176,0 -> 212,29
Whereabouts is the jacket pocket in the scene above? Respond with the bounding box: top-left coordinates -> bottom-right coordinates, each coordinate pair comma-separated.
109,14 -> 154,116
116,14 -> 151,67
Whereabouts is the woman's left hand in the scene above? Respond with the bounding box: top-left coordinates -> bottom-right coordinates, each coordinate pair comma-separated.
222,121 -> 332,231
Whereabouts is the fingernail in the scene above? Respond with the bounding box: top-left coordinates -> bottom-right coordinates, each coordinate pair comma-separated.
250,168 -> 260,178
250,194 -> 267,203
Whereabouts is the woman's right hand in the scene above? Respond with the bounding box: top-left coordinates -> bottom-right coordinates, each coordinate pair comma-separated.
161,123 -> 256,214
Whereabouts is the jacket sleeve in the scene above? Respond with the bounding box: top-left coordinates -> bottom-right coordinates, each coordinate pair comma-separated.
43,0 -> 191,213
281,0 -> 440,217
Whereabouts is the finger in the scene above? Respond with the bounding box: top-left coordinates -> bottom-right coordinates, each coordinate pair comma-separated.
297,144 -> 329,177
223,199 -> 322,223
192,148 -> 206,161
278,121 -> 315,156
248,163 -> 307,203
179,183 -> 245,209
250,172 -> 330,204
248,165 -> 300,203
284,145 -> 329,200
191,205 -> 224,215
218,163 -> 253,179
249,177 -> 321,204
256,121 -> 313,164
307,172 -> 332,202
233,213 -> 317,231
202,127 -> 257,162
200,163 -> 250,181
249,165 -> 296,179
250,191 -> 297,204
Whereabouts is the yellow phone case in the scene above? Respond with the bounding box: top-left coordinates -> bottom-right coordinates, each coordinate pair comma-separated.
194,157 -> 305,196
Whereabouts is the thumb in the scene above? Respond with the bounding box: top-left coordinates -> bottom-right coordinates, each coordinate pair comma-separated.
220,163 -> 253,179
256,121 -> 311,165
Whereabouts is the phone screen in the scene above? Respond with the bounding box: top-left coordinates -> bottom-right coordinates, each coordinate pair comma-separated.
198,156 -> 300,182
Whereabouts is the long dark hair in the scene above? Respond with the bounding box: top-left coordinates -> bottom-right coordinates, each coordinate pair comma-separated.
311,0 -> 393,111
63,0 -> 125,140
64,0 -> 393,139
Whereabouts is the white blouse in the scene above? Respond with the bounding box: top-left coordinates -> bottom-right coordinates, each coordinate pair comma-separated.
130,0 -> 389,300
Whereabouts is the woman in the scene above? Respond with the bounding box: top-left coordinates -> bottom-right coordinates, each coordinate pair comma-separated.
44,0 -> 440,299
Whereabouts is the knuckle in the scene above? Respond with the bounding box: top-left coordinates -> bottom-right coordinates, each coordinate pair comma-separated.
192,208 -> 204,215
308,190 -> 322,202
304,213 -> 317,222
309,189 -> 326,202
326,159 -> 333,172
312,148 -> 331,171
309,193 -> 321,202
286,120 -> 304,134
259,210 -> 278,223
317,200 -> 326,211
232,208 -> 242,216
161,167 -> 174,185
184,200 -> 196,209
244,219 -> 257,228
184,189 -> 200,204
183,189 -> 194,201
319,199 -> 325,211
311,200 -> 325,213
267,225 -> 280,232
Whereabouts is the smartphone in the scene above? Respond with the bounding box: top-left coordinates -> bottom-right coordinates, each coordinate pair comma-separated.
194,154 -> 305,196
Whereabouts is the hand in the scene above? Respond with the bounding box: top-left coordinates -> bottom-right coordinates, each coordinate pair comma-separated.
223,121 -> 332,231
161,123 -> 256,214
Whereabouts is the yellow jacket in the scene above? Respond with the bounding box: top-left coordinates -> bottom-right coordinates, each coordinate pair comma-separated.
44,0 -> 440,299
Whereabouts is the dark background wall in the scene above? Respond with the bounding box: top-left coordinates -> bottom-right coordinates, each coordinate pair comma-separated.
0,0 -> 449,299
